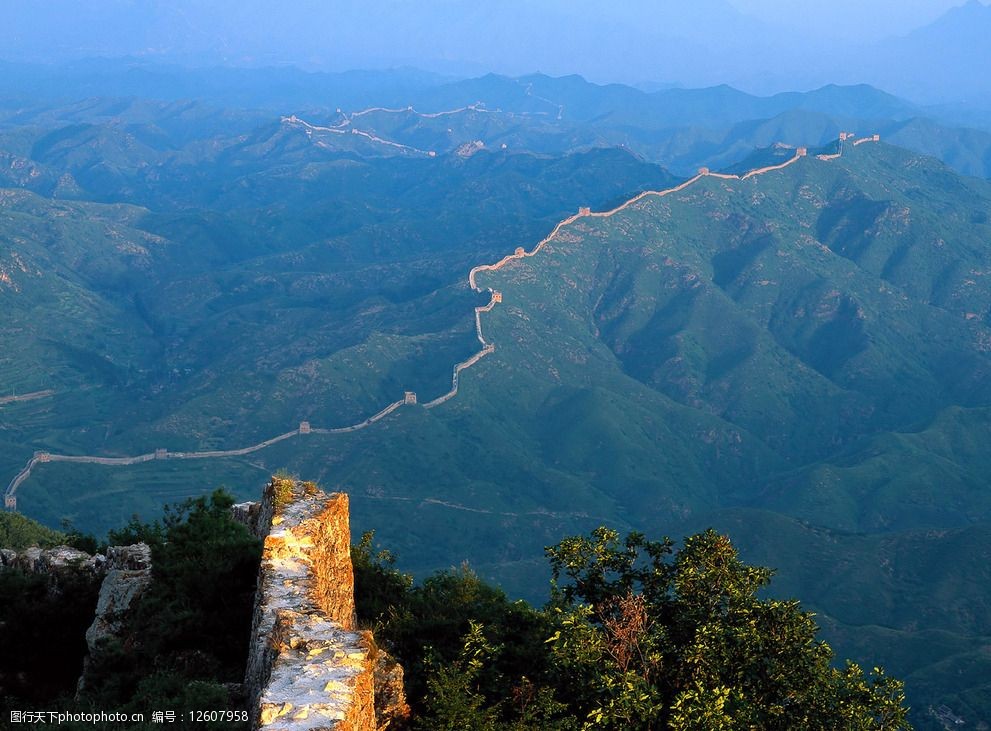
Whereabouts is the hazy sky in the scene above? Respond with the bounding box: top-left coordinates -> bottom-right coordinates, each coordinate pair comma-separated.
0,0 -> 972,63
0,0 -> 987,102
730,0 -> 963,39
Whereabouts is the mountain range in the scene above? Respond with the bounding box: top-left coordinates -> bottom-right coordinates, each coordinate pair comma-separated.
3,1 -> 991,103
3,65 -> 991,727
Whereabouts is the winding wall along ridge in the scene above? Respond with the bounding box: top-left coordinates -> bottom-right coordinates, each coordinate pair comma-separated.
0,390 -> 54,406
283,102 -> 506,158
3,135 -> 876,510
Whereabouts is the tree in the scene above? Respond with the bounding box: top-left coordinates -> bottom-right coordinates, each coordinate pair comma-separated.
82,489 -> 262,722
544,527 -> 911,730
417,621 -> 576,731
360,525 -> 910,729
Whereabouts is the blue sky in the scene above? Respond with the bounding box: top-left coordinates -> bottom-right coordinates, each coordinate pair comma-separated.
731,0 -> 963,38
0,1 -> 987,101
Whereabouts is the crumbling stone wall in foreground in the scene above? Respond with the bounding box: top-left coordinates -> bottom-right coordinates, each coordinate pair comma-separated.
243,478 -> 407,731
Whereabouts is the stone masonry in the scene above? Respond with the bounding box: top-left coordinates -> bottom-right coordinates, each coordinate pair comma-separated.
244,478 -> 381,731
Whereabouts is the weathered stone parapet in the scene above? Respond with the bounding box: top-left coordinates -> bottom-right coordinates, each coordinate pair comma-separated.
0,544 -> 105,576
245,478 -> 377,731
232,501 -> 264,538
256,613 -> 376,730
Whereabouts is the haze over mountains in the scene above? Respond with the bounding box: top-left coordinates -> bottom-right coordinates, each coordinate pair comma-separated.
4,66 -> 991,182
3,1 -> 991,725
2,59 -> 991,725
2,0 -> 991,104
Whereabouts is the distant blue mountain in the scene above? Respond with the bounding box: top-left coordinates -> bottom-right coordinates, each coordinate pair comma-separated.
865,0 -> 991,104
1,1 -> 989,104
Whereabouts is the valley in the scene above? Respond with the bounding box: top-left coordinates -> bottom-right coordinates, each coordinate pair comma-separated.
2,67 -> 991,727
2,137 -> 863,512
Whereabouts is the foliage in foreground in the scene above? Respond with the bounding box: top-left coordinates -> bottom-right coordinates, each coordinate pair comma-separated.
0,510 -> 66,550
354,527 -> 911,730
83,490 -> 261,727
2,497 -> 910,729
0,490 -> 260,730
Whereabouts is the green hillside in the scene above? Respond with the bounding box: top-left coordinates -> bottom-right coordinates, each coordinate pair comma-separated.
4,78 -> 991,726
218,141 -> 988,727
0,510 -> 65,549
0,143 -> 678,521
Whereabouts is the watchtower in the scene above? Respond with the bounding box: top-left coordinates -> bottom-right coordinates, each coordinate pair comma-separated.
36,452 -> 50,463
404,391 -> 417,405
491,291 -> 503,303
872,134 -> 880,142
515,247 -> 526,256
698,167 -> 710,176
839,132 -> 852,141
578,206 -> 591,216
154,448 -> 168,460
4,494 -> 15,510
796,147 -> 808,157
299,421 -> 311,434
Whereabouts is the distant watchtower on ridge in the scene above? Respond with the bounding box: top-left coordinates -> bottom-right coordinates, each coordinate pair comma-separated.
4,494 -> 15,510
491,291 -> 503,303
404,391 -> 417,405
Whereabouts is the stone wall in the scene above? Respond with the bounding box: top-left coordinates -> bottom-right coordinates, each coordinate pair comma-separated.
244,478 -> 397,731
0,545 -> 104,576
2,479 -> 407,730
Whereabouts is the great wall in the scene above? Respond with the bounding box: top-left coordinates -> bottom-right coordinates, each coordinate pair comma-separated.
2,132 -> 878,512
1,476 -> 411,730
241,478 -> 409,730
0,389 -> 54,407
283,101 -> 505,158
281,86 -> 563,158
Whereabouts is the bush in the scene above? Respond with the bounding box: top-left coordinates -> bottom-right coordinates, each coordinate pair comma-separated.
355,526 -> 912,730
82,489 -> 261,725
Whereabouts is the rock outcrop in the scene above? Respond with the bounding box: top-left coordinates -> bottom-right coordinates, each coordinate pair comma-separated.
83,543 -> 152,650
77,543 -> 153,693
245,478 -> 405,731
0,541 -> 151,695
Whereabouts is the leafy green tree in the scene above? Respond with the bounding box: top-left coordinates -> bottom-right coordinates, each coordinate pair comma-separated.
352,530 -> 413,628
544,527 -> 911,730
377,562 -> 554,711
356,525 -> 910,729
83,489 -> 261,723
417,622 -> 576,731
416,621 -> 503,731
